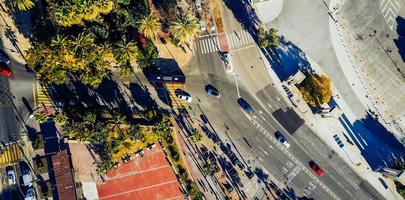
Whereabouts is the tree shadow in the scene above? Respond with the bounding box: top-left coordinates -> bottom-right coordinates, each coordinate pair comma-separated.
263,39 -> 312,81
3,1 -> 34,38
223,0 -> 261,31
128,82 -> 158,110
394,16 -> 405,63
338,112 -> 405,170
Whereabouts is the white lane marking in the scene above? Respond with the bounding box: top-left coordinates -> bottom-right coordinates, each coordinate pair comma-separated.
258,157 -> 263,161
234,75 -> 240,97
258,145 -> 269,156
264,139 -> 274,150
201,39 -> 207,54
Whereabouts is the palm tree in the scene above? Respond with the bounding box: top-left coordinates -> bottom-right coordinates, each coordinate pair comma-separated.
70,33 -> 94,55
50,35 -> 69,52
13,0 -> 35,11
114,39 -> 139,64
137,15 -> 161,39
169,14 -> 200,44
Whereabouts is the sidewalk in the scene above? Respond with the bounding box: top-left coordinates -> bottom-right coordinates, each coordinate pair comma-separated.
327,0 -> 405,143
0,1 -> 31,63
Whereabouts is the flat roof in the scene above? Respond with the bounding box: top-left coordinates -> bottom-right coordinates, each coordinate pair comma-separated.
52,149 -> 76,200
97,142 -> 184,200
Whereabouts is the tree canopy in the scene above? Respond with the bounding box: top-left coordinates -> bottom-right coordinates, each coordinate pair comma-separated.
26,33 -> 114,87
258,27 -> 281,48
169,14 -> 200,44
299,74 -> 332,107
47,0 -> 114,27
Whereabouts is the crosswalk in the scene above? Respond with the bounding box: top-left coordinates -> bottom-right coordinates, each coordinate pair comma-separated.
165,82 -> 189,111
380,0 -> 401,30
195,30 -> 255,54
0,142 -> 23,166
33,81 -> 53,108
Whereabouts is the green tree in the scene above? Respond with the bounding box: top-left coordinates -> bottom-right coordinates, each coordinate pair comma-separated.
47,0 -> 114,27
114,39 -> 139,64
13,0 -> 35,10
258,27 -> 280,48
95,158 -> 114,175
137,14 -> 161,39
268,28 -> 281,47
202,162 -> 216,176
137,42 -> 158,68
258,26 -> 269,48
169,14 -> 200,44
27,34 -> 113,87
189,130 -> 202,143
54,112 -> 68,126
34,112 -> 49,124
83,112 -> 97,124
299,74 -> 332,107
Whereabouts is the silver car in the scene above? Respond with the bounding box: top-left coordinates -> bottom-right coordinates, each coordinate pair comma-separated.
6,167 -> 16,185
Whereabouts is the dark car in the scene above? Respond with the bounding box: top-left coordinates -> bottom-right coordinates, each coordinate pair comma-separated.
237,98 -> 254,113
205,84 -> 220,98
309,161 -> 324,176
275,131 -> 290,148
0,50 -> 11,77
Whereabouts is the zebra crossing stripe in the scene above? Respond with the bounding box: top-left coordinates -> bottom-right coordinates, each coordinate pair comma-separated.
201,39 -> 207,54
214,37 -> 220,51
208,39 -> 215,52
227,34 -> 234,49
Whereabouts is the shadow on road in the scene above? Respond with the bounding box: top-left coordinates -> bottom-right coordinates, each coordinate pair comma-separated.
394,16 -> 405,63
339,112 -> 405,170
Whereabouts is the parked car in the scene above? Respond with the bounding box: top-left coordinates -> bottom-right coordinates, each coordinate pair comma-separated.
309,161 -> 324,176
237,98 -> 254,113
205,84 -> 220,98
6,166 -> 16,185
24,187 -> 36,200
21,165 -> 33,186
175,89 -> 192,102
0,50 -> 11,77
275,131 -> 290,148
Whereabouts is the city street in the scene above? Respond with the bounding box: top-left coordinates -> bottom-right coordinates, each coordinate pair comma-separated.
174,1 -> 387,199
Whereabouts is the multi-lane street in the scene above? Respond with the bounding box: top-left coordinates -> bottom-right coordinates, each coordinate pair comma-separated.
177,1 -> 387,199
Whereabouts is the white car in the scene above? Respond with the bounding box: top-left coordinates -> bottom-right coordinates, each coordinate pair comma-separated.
6,167 -> 16,185
177,93 -> 192,102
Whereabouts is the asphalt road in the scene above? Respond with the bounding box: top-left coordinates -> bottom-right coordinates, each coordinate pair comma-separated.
0,48 -> 35,143
176,2 -> 386,199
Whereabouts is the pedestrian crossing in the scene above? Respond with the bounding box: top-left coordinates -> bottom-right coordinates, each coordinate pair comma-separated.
33,81 -> 53,108
380,0 -> 401,30
164,82 -> 188,111
196,30 -> 255,54
0,142 -> 23,166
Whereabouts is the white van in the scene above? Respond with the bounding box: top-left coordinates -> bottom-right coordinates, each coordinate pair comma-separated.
21,167 -> 33,186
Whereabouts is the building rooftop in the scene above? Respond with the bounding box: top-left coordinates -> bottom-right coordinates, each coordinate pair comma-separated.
52,149 -> 76,200
97,142 -> 184,200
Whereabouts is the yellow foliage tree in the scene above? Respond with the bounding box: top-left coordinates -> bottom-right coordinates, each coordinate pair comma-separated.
299,74 -> 332,107
47,0 -> 114,27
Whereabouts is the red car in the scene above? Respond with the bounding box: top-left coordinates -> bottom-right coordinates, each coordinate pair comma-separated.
0,50 -> 11,77
0,64 -> 12,77
309,161 -> 324,176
